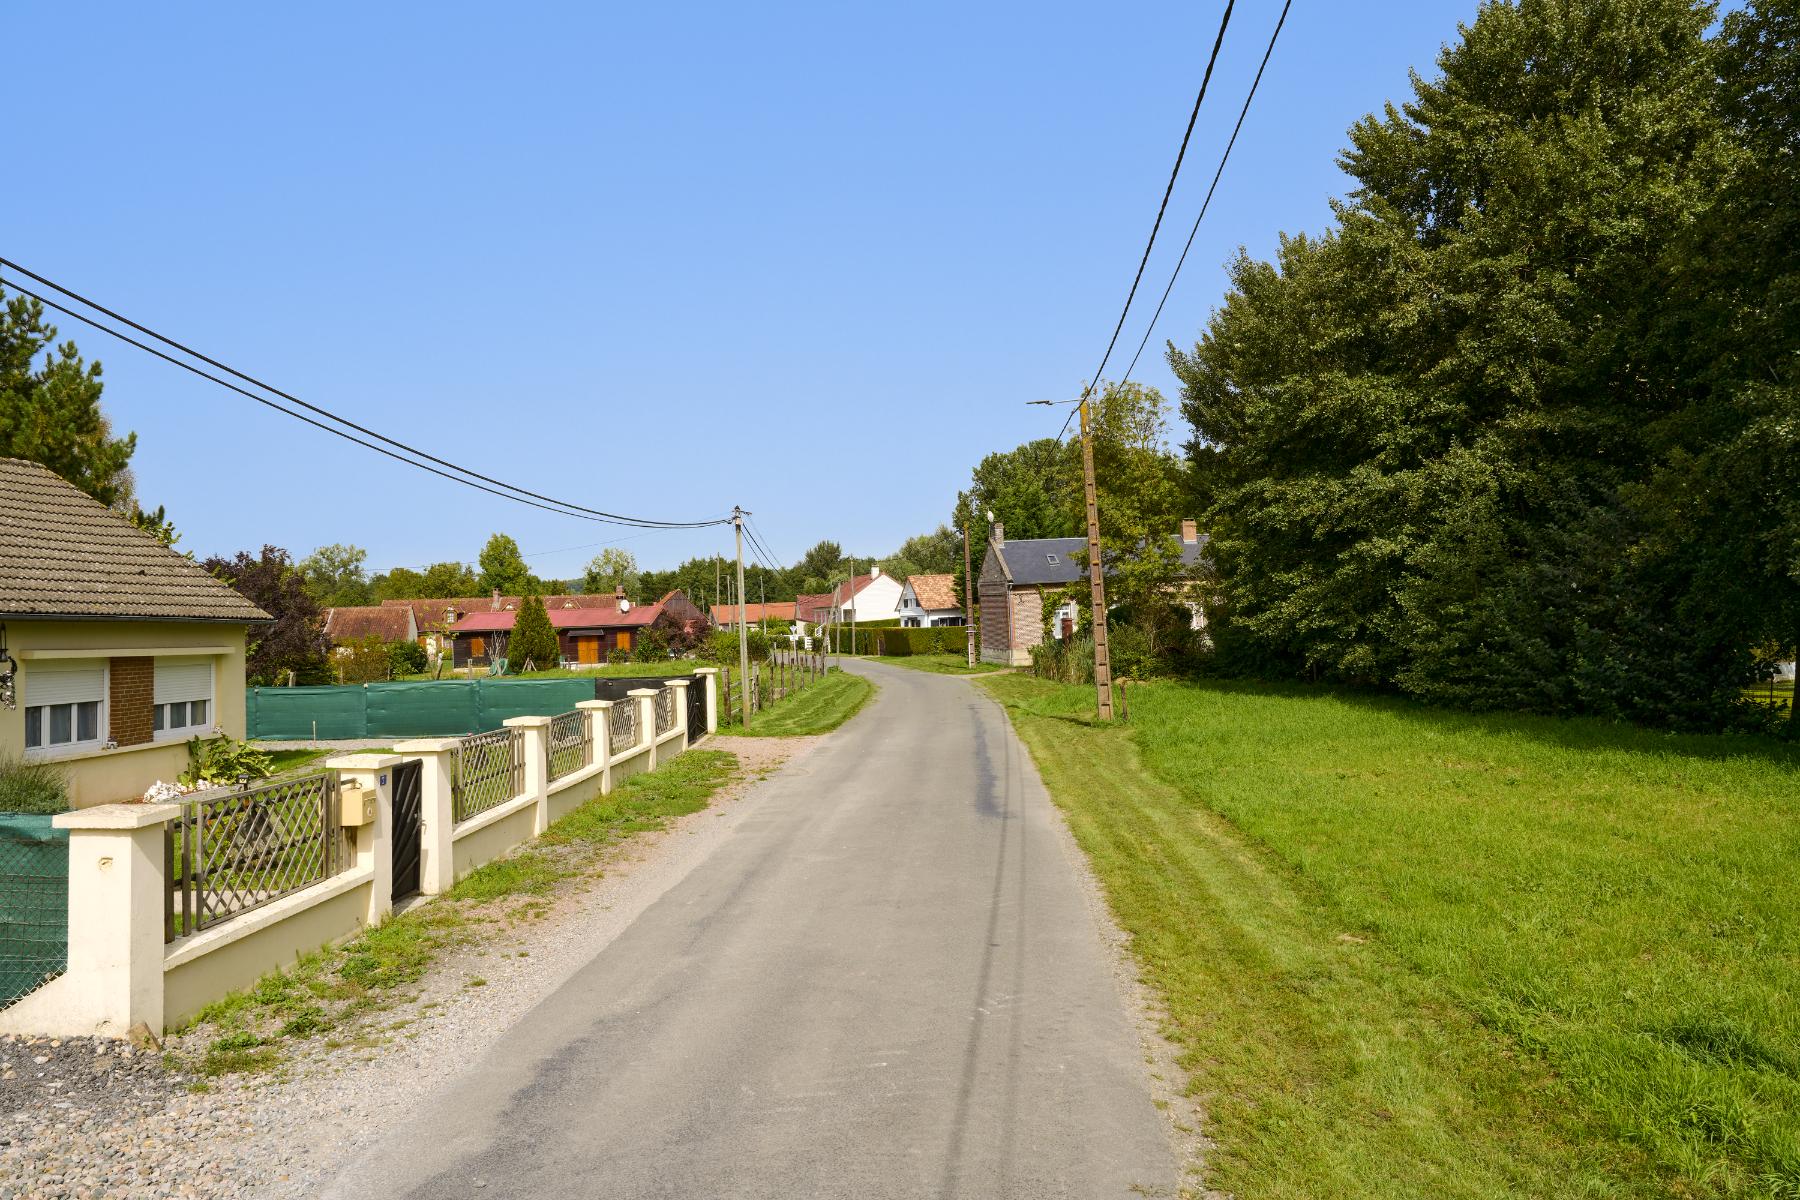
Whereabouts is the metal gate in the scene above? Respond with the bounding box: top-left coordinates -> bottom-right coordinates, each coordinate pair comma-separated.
685,672 -> 707,736
390,760 -> 423,903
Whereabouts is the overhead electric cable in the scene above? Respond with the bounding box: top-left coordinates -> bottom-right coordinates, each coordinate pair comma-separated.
0,257 -> 725,530
1118,0 -> 1292,385
3,277 -> 729,531
745,515 -> 786,572
1057,0 -> 1235,442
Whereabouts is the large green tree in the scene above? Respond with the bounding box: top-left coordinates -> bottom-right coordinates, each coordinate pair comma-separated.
953,438 -> 1079,542
1,289 -> 136,507
1173,0 -> 1784,726
478,533 -> 531,594
299,543 -> 373,607
507,594 -> 560,671
583,548 -> 641,597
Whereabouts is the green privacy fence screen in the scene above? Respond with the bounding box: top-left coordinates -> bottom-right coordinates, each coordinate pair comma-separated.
246,679 -> 601,740
0,813 -> 69,1009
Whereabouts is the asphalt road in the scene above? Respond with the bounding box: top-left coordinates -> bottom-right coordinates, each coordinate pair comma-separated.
323,659 -> 1179,1199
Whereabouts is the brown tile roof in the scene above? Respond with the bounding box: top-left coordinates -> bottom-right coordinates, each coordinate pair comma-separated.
709,601 -> 797,625
906,573 -> 958,612
324,605 -> 415,643
0,457 -> 271,623
793,592 -> 835,622
382,592 -> 620,631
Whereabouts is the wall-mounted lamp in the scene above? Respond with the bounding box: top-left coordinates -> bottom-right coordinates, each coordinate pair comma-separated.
0,623 -> 16,711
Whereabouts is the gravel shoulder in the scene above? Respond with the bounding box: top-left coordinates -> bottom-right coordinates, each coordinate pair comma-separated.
0,735 -> 815,1200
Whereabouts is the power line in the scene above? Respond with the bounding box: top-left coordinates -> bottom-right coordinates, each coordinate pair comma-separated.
1119,0 -> 1292,385
0,257 -> 727,530
746,516 -> 786,571
1057,0 -> 1235,442
2,279 -> 703,530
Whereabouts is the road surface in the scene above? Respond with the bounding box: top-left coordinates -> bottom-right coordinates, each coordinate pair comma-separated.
323,659 -> 1180,1199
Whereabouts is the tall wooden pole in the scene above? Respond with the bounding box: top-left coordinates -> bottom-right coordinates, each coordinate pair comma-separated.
962,523 -> 977,668
733,507 -> 752,725
1080,395 -> 1114,720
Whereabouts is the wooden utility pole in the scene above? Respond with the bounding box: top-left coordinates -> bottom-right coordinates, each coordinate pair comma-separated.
733,508 -> 752,725
1079,394 -> 1114,720
961,523 -> 977,668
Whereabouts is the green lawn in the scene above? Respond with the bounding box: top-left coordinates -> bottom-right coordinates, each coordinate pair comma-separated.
982,674 -> 1800,1200
861,653 -> 1007,676
729,670 -> 874,737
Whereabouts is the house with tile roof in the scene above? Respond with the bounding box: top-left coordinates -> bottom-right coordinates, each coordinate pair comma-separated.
976,519 -> 1209,666
0,458 -> 271,807
323,605 -> 417,647
895,574 -> 964,628
710,601 -> 798,631
827,569 -> 904,625
446,589 -> 705,669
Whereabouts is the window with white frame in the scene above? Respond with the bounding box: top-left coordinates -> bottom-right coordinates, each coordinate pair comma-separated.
153,657 -> 214,738
23,663 -> 106,755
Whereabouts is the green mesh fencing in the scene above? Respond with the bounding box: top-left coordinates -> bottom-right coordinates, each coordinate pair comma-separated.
246,679 -> 602,739
0,814 -> 68,1009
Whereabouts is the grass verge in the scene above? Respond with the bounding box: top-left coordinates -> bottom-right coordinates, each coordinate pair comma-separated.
861,654 -> 1007,676
172,749 -> 740,1081
981,673 -> 1800,1199
730,670 -> 874,737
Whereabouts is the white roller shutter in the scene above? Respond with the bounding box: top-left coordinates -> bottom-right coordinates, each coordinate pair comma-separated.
25,664 -> 104,707
154,658 -> 213,705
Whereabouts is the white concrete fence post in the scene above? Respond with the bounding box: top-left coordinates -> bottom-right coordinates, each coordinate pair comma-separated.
577,699 -> 614,794
693,667 -> 719,735
627,687 -> 659,768
666,678 -> 691,746
503,716 -> 552,835
327,754 -> 401,929
393,737 -> 459,895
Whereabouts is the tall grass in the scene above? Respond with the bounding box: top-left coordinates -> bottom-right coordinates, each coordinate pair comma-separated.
0,755 -> 69,814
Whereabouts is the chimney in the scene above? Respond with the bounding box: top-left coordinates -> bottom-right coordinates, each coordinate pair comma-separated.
615,585 -> 626,602
871,565 -> 881,578
1181,518 -> 1198,545
992,521 -> 1005,547
490,588 -> 501,611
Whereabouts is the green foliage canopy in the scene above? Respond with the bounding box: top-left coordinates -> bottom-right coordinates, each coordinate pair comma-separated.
507,594 -> 560,672
1173,0 -> 1794,728
0,288 -> 136,507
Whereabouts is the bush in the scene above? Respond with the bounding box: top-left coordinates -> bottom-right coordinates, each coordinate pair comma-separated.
632,627 -> 670,663
338,634 -> 391,684
608,647 -> 630,665
703,629 -> 771,665
0,755 -> 69,814
180,736 -> 274,788
387,639 -> 427,675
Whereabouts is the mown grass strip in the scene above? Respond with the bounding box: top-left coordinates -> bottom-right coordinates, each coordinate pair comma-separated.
981,674 -> 1800,1199
175,749 -> 740,1080
732,670 -> 874,737
860,654 -> 1007,676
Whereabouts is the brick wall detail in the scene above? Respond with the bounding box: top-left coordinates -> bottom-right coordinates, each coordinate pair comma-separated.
108,657 -> 154,747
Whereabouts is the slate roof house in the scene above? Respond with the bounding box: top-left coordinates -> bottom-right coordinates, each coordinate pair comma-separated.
0,458 -> 270,807
895,574 -> 964,627
977,519 -> 1208,666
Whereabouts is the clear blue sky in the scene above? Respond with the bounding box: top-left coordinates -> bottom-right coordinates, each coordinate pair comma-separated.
4,1 -> 1468,580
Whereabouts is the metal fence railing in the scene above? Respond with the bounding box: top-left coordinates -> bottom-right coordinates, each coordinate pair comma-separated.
655,687 -> 676,737
548,710 -> 592,781
453,727 -> 524,823
165,773 -> 348,942
609,701 -> 638,756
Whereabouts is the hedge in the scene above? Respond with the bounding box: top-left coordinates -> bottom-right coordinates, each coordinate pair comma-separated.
872,626 -> 971,656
